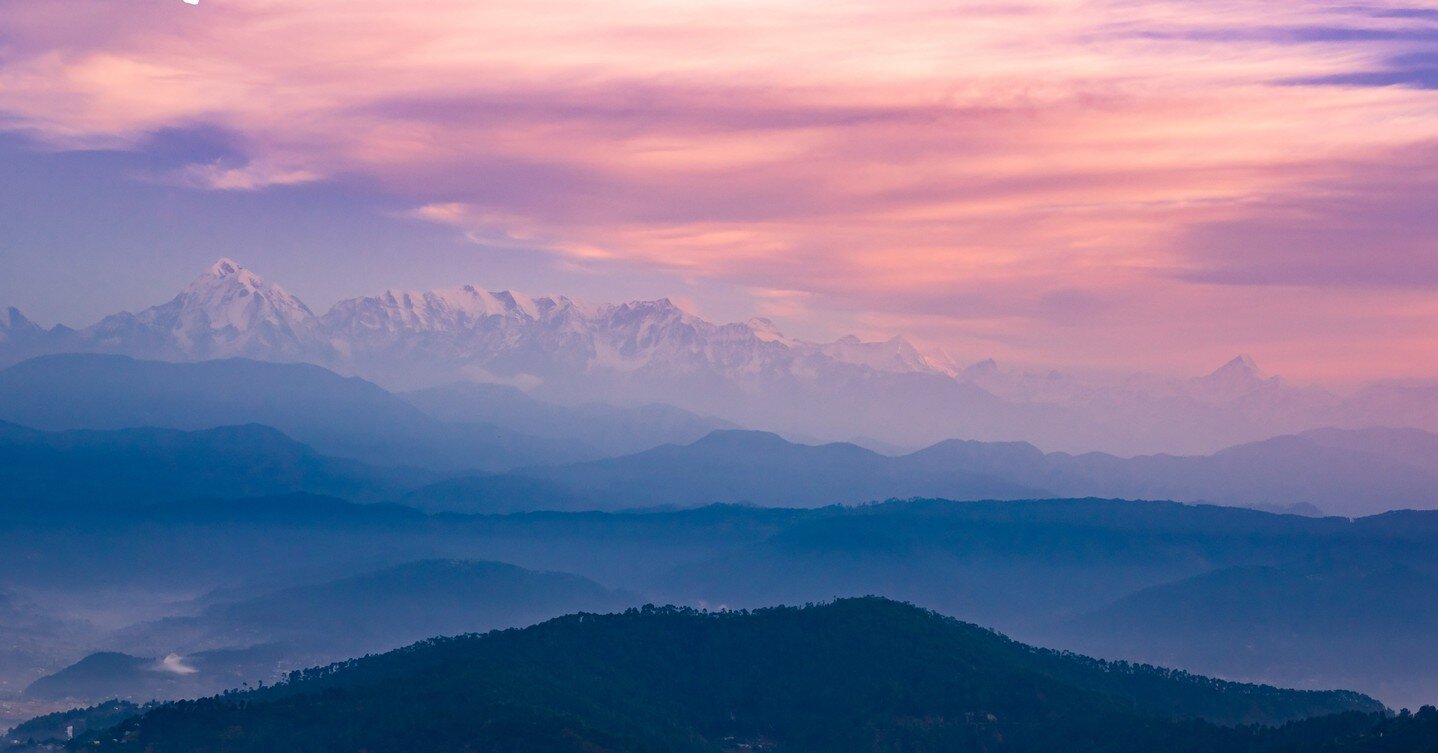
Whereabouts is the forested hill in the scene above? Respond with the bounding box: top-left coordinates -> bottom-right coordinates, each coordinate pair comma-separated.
74,598 -> 1387,753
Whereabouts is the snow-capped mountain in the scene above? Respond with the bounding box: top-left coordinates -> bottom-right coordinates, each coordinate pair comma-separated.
323,286 -> 544,338
322,285 -> 875,393
75,258 -> 332,362
1191,355 -> 1272,400
3,258 -> 1435,455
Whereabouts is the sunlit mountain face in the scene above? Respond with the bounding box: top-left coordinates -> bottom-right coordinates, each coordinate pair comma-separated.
2,2 -> 1437,751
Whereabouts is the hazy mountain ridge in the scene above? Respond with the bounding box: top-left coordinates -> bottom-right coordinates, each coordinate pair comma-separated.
0,354 -> 596,473
410,429 -> 1045,513
116,560 -> 636,658
0,590 -> 94,700
23,560 -> 636,705
19,647 -> 288,706
4,260 -> 1434,455
0,420 -> 426,506
411,426 -> 1438,516
401,381 -> 737,455
1064,561 -> 1438,702
4,354 -> 1435,516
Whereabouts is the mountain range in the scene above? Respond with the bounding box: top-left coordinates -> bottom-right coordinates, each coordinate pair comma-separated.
407,426 -> 1438,517
4,259 -> 1437,455
4,352 -> 1438,516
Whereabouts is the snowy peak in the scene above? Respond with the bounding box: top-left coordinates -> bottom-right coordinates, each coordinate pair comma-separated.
209,257 -> 243,278
323,284 -> 545,336
607,297 -> 688,321
71,258 -> 329,361
919,347 -> 963,377
1193,354 -> 1271,396
200,257 -> 273,295
747,318 -> 790,344
812,333 -> 931,373
1208,354 -> 1263,381
165,258 -> 318,332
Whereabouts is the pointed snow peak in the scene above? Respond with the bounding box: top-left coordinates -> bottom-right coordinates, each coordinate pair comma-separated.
1209,354 -> 1262,379
493,290 -> 540,319
650,297 -> 685,314
920,347 -> 963,377
616,297 -> 687,319
886,334 -> 920,352
169,258 -> 317,329
209,258 -> 242,278
198,258 -> 268,293
1192,353 -> 1275,399
747,317 -> 789,343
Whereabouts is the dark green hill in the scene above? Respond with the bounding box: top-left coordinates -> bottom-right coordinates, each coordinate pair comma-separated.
77,598 -> 1381,753
4,700 -> 148,745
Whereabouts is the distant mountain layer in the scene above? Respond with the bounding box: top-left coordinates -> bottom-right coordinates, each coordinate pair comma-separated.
5,258 -> 1437,455
0,354 -> 597,473
401,381 -> 737,456
27,560 -> 635,703
408,427 -> 1438,516
165,559 -> 633,653
69,599 -> 1385,753
0,587 -> 94,696
4,352 -> 1434,515
1064,562 -> 1438,700
0,420 -> 425,506
20,646 -> 289,706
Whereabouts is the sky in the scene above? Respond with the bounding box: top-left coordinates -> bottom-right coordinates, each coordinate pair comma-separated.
1,0 -> 1436,383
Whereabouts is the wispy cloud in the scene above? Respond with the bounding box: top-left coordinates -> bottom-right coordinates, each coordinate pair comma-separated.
167,160 -> 320,191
